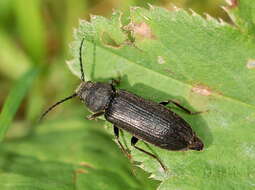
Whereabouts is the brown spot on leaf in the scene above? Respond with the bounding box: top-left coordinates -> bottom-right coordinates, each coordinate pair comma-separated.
124,22 -> 155,40
226,0 -> 239,9
246,59 -> 255,69
76,169 -> 88,174
192,85 -> 212,96
79,162 -> 94,168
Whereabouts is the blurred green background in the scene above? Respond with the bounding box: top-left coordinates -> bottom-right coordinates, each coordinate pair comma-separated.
0,0 -> 230,139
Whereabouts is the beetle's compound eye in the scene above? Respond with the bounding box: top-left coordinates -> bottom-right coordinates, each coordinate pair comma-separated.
188,135 -> 204,151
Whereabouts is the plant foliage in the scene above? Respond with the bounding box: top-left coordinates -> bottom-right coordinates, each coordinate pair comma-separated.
68,1 -> 255,189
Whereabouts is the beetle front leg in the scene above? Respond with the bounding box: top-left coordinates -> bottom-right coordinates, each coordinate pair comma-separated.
109,74 -> 121,92
87,111 -> 105,120
110,78 -> 121,87
160,100 -> 202,115
131,136 -> 167,171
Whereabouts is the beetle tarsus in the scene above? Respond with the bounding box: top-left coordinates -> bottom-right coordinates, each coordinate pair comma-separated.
131,136 -> 167,172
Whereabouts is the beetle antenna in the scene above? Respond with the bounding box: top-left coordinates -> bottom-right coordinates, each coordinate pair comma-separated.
79,38 -> 85,82
39,93 -> 77,122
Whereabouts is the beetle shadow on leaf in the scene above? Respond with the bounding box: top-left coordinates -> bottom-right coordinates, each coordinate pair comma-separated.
119,77 -> 213,148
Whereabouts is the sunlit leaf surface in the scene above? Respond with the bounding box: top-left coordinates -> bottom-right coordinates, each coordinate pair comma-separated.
68,5 -> 255,189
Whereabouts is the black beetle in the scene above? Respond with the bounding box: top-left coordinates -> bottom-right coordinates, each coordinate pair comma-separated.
41,38 -> 204,171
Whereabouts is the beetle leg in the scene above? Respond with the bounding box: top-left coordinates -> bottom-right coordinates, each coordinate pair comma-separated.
114,126 -> 131,159
131,136 -> 167,171
109,74 -> 121,92
160,100 -> 202,115
110,78 -> 121,87
87,111 -> 105,120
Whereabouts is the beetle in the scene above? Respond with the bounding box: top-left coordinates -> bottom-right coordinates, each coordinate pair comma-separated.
41,38 -> 204,171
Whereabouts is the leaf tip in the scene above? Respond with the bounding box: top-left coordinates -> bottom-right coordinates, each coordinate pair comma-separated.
204,13 -> 214,21
89,14 -> 99,21
130,6 -> 141,12
171,4 -> 181,11
147,3 -> 155,10
189,8 -> 199,17
219,18 -> 227,26
225,0 -> 239,9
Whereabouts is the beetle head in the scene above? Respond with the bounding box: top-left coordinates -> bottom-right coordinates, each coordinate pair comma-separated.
76,81 -> 114,112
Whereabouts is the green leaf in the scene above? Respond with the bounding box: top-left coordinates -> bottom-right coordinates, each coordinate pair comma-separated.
0,68 -> 39,141
0,118 -> 159,190
68,7 -> 255,190
224,0 -> 255,35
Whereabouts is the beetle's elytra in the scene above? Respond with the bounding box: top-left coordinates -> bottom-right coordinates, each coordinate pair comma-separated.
41,38 -> 204,171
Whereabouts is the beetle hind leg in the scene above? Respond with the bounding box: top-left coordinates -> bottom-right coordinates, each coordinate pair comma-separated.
131,136 -> 167,172
160,100 -> 203,115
